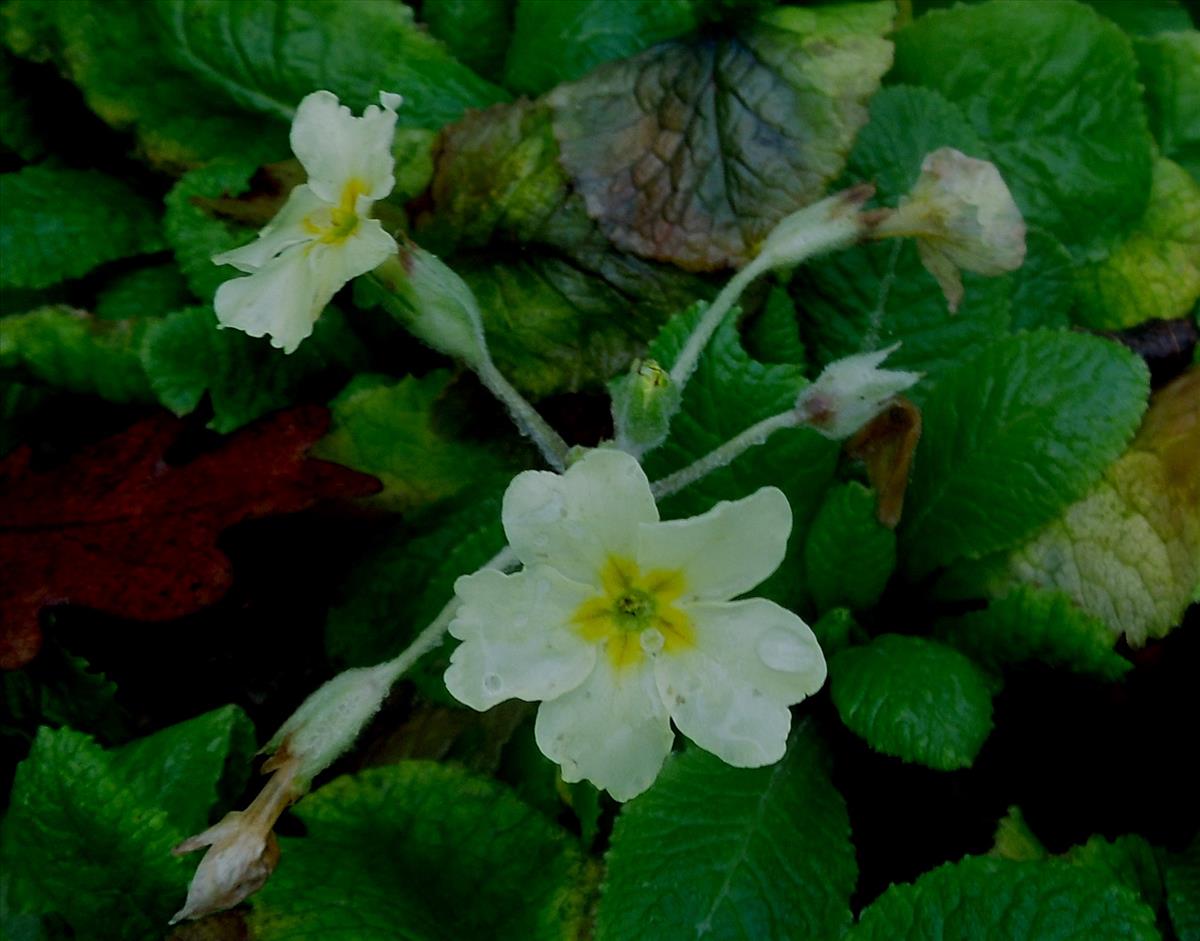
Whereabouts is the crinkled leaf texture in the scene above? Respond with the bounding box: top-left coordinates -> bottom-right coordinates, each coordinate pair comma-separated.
596,720 -> 856,941
891,0 -> 1154,258
980,367 -> 1200,647
0,165 -> 163,290
1136,30 -> 1200,181
1166,832 -> 1200,941
899,331 -> 1150,576
830,634 -> 995,771
803,482 -> 897,613
1,707 -> 253,941
847,855 -> 1160,940
548,2 -> 895,270
250,761 -> 590,941
151,0 -> 507,130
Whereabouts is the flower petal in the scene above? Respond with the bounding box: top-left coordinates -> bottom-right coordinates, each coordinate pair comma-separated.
290,90 -> 398,204
211,184 -> 325,273
637,486 -> 791,602
445,566 -> 597,711
534,657 -> 673,801
307,218 -> 397,292
213,245 -> 321,354
503,448 -> 659,583
655,599 -> 826,767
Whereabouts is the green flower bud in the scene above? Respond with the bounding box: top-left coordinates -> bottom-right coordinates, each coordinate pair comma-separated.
610,358 -> 682,456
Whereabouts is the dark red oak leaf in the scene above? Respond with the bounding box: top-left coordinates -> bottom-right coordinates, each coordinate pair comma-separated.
0,406 -> 380,669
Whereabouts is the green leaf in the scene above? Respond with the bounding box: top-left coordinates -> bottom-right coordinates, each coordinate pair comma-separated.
596,720 -> 856,941
745,285 -> 807,367
1075,157 -> 1200,329
94,263 -> 191,321
642,304 -> 841,611
939,587 -> 1130,681
109,704 -> 255,834
848,855 -> 1160,940
140,304 -> 367,433
0,644 -> 128,745
1137,31 -> 1200,180
1,707 -> 253,941
325,490 -> 506,701
3,0 -> 284,170
1166,832 -> 1200,941
804,482 -> 897,613
974,368 -> 1200,647
0,165 -> 163,290
1010,228 -> 1076,330
547,2 -> 895,270
830,634 -> 994,770
163,158 -> 259,300
891,0 -> 1154,257
422,0 -> 513,81
250,762 -> 590,941
1063,835 -> 1164,914
313,372 -> 517,513
0,306 -> 155,404
899,331 -> 1150,576
1086,0 -> 1194,36
152,0 -> 508,131
504,0 -> 702,96
795,239 -> 1013,400
0,49 -> 45,161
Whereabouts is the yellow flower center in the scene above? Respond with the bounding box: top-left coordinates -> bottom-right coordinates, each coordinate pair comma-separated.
304,178 -> 369,244
573,556 -> 694,671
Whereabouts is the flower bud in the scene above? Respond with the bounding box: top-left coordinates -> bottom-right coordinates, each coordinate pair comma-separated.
610,358 -> 681,456
874,148 -> 1026,312
369,242 -> 489,367
754,184 -> 877,271
796,345 -> 921,440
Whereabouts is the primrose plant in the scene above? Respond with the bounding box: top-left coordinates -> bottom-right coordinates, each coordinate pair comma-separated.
172,89 -> 1025,922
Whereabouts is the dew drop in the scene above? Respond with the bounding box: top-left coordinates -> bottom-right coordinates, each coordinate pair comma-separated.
483,673 -> 503,694
756,629 -> 815,673
640,628 -> 665,654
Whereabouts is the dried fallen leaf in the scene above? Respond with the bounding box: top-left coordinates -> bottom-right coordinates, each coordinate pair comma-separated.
0,406 -> 379,668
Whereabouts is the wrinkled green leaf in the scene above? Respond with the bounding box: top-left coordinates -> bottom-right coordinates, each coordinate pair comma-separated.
830,634 -> 995,770
596,721 -> 856,941
423,0 -> 512,81
251,762 -> 590,941
505,0 -> 702,96
1010,228 -> 1075,330
1064,834 -> 1163,914
141,304 -> 366,433
313,371 -> 516,513
1137,31 -> 1200,181
848,855 -> 1160,940
892,0 -> 1154,257
548,2 -> 895,270
1087,0 -> 1193,37
0,165 -> 163,290
1166,832 -> 1200,941
1075,157 -> 1200,329
95,263 -> 191,321
0,306 -> 155,403
0,49 -> 44,161
152,0 -> 507,131
939,587 -> 1130,681
745,285 -> 807,367
900,331 -> 1149,576
804,482 -> 896,613
0,644 -> 128,745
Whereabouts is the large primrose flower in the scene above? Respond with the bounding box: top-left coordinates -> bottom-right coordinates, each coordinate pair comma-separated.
213,90 -> 402,353
445,449 -> 827,800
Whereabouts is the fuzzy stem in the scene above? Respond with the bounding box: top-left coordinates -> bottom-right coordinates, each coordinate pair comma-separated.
650,409 -> 800,500
475,358 -> 570,472
668,258 -> 767,390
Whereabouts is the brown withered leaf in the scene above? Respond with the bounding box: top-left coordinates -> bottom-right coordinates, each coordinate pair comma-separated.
847,397 -> 923,529
0,406 -> 379,668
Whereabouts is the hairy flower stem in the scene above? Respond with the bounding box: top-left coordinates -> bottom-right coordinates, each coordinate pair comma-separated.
668,259 -> 766,390
650,409 -> 800,500
474,358 -> 571,471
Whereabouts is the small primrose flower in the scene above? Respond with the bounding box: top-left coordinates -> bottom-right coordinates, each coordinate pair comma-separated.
444,448 -> 826,801
213,90 -> 403,353
797,345 -> 922,440
874,147 -> 1026,312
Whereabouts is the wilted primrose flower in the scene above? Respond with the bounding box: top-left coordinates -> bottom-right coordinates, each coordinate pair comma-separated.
212,90 -> 403,353
796,345 -> 921,440
875,147 -> 1026,311
444,448 -> 826,801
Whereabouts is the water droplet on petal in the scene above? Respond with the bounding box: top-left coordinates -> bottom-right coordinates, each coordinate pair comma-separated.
640,628 -> 665,654
483,673 -> 503,694
756,629 -> 815,673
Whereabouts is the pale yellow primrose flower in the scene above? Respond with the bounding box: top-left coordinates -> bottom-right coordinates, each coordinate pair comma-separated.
444,449 -> 827,801
212,90 -> 403,353
875,147 -> 1026,312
